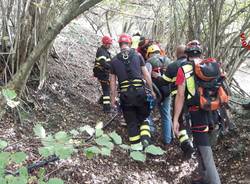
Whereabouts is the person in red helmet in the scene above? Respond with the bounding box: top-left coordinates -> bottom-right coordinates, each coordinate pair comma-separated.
173,40 -> 225,184
110,33 -> 155,148
93,35 -> 113,113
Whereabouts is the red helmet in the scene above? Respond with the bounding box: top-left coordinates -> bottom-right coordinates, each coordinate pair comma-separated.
102,35 -> 112,45
118,33 -> 132,44
185,40 -> 202,54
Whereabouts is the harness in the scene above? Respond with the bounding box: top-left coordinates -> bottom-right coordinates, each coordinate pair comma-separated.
120,79 -> 144,92
117,49 -> 144,91
117,49 -> 149,108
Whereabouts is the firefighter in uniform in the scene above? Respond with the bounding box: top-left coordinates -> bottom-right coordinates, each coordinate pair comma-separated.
110,33 -> 155,148
173,40 -> 221,184
93,35 -> 112,113
152,45 -> 194,155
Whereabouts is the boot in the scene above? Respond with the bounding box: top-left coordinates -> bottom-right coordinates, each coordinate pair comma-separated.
141,136 -> 153,150
103,104 -> 111,113
180,139 -> 195,158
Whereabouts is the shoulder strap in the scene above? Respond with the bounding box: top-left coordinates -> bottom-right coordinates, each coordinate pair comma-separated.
181,62 -> 196,100
117,49 -> 136,80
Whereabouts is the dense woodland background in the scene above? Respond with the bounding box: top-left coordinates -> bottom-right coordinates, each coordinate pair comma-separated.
0,0 -> 249,96
0,0 -> 249,183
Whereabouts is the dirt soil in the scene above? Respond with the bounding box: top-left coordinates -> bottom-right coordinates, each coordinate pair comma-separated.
0,23 -> 250,184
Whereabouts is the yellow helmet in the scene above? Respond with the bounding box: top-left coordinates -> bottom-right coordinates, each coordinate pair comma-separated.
147,44 -> 161,57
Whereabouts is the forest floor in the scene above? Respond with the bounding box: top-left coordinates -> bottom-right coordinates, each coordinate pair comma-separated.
1,24 -> 250,184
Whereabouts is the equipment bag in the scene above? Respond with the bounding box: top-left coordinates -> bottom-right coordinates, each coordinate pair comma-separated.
120,87 -> 147,107
194,58 -> 229,111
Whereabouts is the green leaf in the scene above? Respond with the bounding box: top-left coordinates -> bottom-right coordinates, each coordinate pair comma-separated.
130,143 -> 143,151
95,136 -> 113,149
41,134 -> 54,146
19,167 -> 28,179
55,131 -> 69,142
84,146 -> 100,159
48,178 -> 64,184
95,129 -> 104,137
95,121 -> 103,129
0,152 -> 10,167
5,175 -> 15,183
2,89 -> 17,100
38,168 -> 46,182
16,176 -> 28,184
70,129 -> 79,136
10,152 -> 27,164
0,140 -> 8,149
100,147 -> 111,156
54,145 -> 74,159
0,177 -> 6,184
119,144 -> 130,150
85,151 -> 95,159
33,124 -> 46,139
84,146 -> 100,154
79,125 -> 95,136
38,146 -> 54,157
109,131 -> 122,145
144,145 -> 165,155
130,151 -> 146,162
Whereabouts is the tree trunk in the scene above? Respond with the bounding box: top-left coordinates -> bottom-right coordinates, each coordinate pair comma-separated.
7,0 -> 102,92
0,0 -> 102,114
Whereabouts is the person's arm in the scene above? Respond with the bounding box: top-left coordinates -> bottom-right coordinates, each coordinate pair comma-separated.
173,67 -> 186,135
110,74 -> 117,107
96,48 -> 111,69
141,66 -> 155,97
98,57 -> 111,70
145,62 -> 152,74
151,71 -> 172,87
173,81 -> 185,135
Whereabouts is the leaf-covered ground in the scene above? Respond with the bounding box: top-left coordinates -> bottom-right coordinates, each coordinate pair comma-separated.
1,21 -> 250,184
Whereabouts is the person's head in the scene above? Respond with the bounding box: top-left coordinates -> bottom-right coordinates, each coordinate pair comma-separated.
146,44 -> 161,58
101,35 -> 112,49
118,33 -> 132,50
185,40 -> 202,59
175,45 -> 186,59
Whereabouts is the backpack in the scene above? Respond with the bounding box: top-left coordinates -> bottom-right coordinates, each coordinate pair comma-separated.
193,58 -> 229,111
147,55 -> 171,73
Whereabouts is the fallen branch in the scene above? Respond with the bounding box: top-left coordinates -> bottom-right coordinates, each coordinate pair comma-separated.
45,164 -> 67,179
